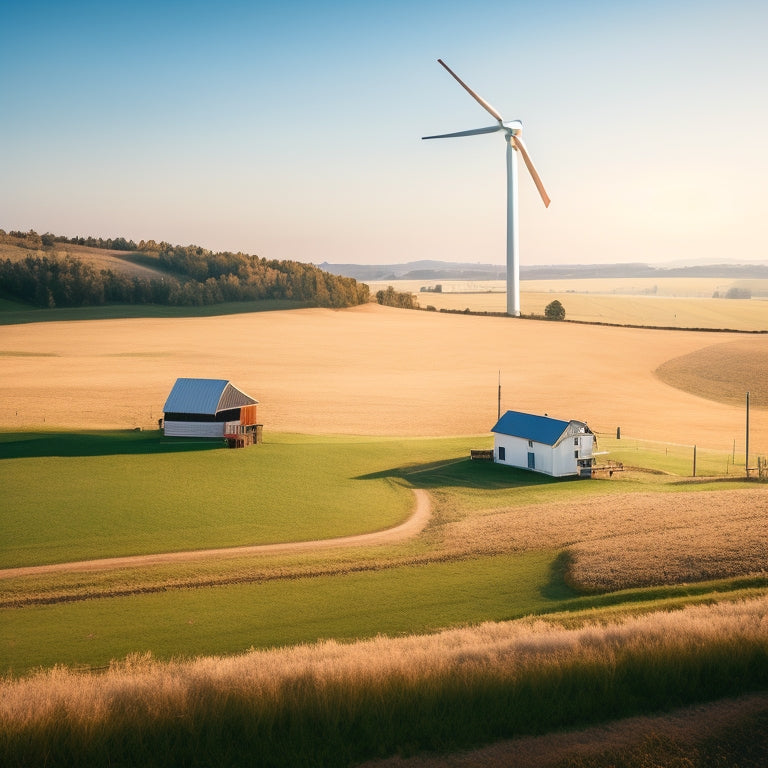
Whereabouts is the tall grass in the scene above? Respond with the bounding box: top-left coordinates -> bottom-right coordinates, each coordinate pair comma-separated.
2,597 -> 768,767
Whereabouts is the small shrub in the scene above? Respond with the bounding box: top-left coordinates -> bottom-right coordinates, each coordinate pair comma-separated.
545,299 -> 566,320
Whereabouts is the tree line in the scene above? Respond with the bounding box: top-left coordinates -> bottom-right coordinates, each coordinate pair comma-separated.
0,231 -> 370,309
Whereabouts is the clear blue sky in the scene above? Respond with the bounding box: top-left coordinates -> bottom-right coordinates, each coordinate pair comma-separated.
2,0 -> 767,266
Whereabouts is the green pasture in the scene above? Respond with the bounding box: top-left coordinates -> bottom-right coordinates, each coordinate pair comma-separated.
597,434 -> 751,477
0,431 -> 479,568
1,430 -> 762,675
3,554 -> 765,675
0,552 -> 554,672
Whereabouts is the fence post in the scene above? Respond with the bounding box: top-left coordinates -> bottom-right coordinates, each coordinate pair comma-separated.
693,445 -> 696,477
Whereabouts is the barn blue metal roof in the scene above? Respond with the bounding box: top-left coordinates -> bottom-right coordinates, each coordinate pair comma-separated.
163,378 -> 257,415
491,410 -> 571,446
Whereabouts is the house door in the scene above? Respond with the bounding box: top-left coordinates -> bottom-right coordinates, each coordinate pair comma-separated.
527,452 -> 535,469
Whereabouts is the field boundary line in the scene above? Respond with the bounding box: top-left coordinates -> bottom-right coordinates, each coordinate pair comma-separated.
0,489 -> 431,580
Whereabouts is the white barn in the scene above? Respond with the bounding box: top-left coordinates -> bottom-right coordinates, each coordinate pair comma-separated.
162,378 -> 259,439
491,410 -> 595,477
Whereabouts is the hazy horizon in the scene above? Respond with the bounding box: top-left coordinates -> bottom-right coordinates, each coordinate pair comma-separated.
2,0 -> 767,268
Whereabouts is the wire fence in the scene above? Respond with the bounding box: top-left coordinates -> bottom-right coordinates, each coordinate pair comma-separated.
594,433 -> 766,479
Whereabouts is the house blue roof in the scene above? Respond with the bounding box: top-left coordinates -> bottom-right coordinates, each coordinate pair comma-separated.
163,378 -> 257,415
491,410 -> 571,446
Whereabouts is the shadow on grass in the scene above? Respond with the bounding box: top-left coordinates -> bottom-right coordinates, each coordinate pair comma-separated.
356,456 -> 577,490
0,299 -> 311,326
540,569 -> 768,618
0,430 -> 223,459
541,550 -> 580,601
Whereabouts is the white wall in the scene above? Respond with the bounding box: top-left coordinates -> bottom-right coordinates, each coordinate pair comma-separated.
494,434 -> 554,475
494,431 -> 594,477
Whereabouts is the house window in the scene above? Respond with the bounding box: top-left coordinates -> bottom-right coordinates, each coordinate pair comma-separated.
498,446 -> 506,461
528,440 -> 533,448
574,437 -> 579,446
574,450 -> 579,458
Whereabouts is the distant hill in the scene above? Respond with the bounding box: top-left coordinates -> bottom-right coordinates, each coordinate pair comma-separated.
319,260 -> 768,282
0,230 -> 369,310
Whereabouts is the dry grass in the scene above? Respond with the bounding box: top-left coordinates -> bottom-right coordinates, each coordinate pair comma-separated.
1,304 -> 765,452
3,596 -> 768,767
429,487 -> 768,592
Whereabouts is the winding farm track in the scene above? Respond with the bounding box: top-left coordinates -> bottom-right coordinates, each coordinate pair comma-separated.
0,489 -> 430,580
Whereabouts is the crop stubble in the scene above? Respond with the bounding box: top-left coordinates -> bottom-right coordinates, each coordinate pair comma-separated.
0,304 -> 765,452
432,487 -> 768,592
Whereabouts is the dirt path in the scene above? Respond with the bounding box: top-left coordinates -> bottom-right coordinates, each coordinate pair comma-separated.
0,489 -> 430,580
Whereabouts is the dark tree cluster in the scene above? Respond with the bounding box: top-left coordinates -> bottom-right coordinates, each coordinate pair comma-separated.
156,245 -> 369,307
375,285 -> 419,309
0,255 -> 173,308
0,234 -> 370,310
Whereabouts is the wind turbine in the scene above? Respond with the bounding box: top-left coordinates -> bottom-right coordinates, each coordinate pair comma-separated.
423,59 -> 550,317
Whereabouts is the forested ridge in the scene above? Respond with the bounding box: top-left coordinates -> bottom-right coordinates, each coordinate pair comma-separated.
0,229 -> 369,309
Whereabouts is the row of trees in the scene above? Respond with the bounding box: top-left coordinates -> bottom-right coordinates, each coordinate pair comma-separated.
0,251 -> 369,309
1,229 -> 144,252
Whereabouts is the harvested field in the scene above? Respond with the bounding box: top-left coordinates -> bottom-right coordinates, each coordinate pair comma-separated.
656,338 -> 768,408
0,304 -> 765,452
431,487 -> 768,592
368,279 -> 768,331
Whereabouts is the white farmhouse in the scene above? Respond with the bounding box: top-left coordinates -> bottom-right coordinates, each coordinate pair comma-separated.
491,410 -> 595,477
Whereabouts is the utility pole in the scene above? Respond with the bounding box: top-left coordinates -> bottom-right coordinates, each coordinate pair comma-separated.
746,391 -> 750,478
497,371 -> 501,421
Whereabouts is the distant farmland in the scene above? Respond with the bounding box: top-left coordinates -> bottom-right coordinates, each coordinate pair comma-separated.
367,277 -> 768,332
1,303 -> 764,452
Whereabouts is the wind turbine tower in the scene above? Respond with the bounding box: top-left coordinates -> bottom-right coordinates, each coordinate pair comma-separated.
423,59 -> 550,317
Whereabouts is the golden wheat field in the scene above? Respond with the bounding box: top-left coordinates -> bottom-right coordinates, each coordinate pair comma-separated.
368,279 -> 768,331
1,303 -> 765,452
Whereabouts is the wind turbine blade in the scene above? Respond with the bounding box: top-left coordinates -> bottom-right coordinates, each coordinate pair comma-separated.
422,125 -> 503,140
437,59 -> 504,123
512,135 -> 551,208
